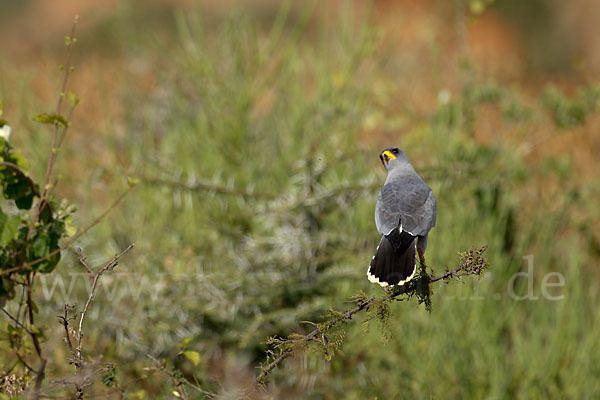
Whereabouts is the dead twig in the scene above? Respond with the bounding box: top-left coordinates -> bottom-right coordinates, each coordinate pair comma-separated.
55,244 -> 134,399
75,243 -> 135,362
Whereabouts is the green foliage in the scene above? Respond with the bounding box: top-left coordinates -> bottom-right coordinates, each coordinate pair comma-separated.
541,84 -> 600,128
0,124 -> 74,283
100,365 -> 117,387
0,94 -> 78,397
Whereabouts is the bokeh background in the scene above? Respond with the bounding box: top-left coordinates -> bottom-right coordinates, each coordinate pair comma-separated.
1,0 -> 600,398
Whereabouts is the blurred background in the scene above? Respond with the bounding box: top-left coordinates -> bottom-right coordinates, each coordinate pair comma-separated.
1,0 -> 599,398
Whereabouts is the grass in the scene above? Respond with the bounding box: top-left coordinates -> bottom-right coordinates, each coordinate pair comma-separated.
1,1 -> 599,398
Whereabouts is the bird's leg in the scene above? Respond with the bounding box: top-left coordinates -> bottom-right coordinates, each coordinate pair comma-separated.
417,248 -> 425,265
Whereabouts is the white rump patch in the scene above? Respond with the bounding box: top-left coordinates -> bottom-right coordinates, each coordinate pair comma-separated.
399,223 -> 415,236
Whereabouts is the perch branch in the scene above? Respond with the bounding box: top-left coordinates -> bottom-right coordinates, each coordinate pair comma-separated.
256,246 -> 488,385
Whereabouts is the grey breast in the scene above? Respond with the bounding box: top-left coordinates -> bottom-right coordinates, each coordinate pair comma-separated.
375,173 -> 437,236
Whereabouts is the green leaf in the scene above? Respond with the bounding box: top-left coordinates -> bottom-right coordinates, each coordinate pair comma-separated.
30,324 -> 44,337
30,299 -> 39,314
0,210 -> 20,247
15,193 -> 34,210
127,176 -> 140,187
66,91 -> 81,107
0,276 -> 15,305
32,234 -> 50,258
10,151 -> 30,171
33,113 -> 68,127
64,217 -> 77,237
183,350 -> 201,366
129,390 -> 147,400
179,337 -> 192,348
2,176 -> 34,209
29,221 -> 63,273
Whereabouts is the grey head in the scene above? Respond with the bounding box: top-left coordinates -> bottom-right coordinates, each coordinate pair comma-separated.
379,146 -> 412,173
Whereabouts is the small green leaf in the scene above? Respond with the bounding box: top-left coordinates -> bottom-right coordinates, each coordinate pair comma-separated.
10,151 -> 29,171
30,324 -> 44,337
64,217 -> 77,237
0,211 -> 20,247
66,91 -> 81,107
179,337 -> 192,348
34,113 -> 68,127
30,299 -> 39,314
130,390 -> 147,400
127,176 -> 140,187
183,350 -> 201,366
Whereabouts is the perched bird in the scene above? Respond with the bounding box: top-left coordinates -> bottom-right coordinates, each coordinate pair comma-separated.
367,147 -> 437,287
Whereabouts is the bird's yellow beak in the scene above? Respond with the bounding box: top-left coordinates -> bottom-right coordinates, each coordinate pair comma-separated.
382,150 -> 396,162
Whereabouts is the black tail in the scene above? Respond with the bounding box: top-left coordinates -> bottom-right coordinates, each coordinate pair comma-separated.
367,233 -> 416,286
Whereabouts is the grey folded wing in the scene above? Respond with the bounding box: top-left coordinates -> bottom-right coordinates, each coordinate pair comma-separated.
375,179 -> 437,237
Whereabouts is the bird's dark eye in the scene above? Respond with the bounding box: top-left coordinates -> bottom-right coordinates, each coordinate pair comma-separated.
392,149 -> 399,155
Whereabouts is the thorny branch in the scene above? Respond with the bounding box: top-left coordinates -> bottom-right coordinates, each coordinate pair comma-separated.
141,175 -> 278,200
256,246 -> 489,385
75,243 -> 135,363
139,163 -> 487,203
56,243 -> 135,399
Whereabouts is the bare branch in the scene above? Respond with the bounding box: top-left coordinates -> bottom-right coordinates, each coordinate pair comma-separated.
57,304 -> 78,367
141,175 -> 278,200
1,307 -> 34,335
75,243 -> 135,362
54,244 -> 134,399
